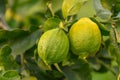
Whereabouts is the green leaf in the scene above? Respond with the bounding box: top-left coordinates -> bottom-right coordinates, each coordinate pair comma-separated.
0,0 -> 6,17
90,18 -> 110,36
0,70 -> 20,80
87,57 -> 101,71
0,29 -> 29,42
9,30 -> 42,55
114,3 -> 120,16
0,45 -> 19,70
44,17 -> 61,32
76,0 -> 96,18
92,71 -> 116,80
62,0 -> 87,18
93,0 -> 112,20
62,59 -> 92,80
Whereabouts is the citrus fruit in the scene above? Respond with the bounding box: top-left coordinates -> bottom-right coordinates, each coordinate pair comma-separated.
38,28 -> 69,65
69,17 -> 101,58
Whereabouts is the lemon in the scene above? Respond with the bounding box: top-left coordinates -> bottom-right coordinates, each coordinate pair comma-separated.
38,28 -> 69,65
69,18 -> 101,58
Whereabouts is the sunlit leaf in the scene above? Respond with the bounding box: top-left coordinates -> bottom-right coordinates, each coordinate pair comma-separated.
92,71 -> 116,80
76,0 -> 96,18
62,0 -> 87,18
0,70 -> 20,80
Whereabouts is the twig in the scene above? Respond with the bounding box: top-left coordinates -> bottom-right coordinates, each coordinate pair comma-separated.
21,54 -> 25,71
54,63 -> 63,73
0,18 -> 8,30
47,2 -> 54,17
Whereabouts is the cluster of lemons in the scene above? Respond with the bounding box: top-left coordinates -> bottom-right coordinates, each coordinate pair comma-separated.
38,17 -> 101,65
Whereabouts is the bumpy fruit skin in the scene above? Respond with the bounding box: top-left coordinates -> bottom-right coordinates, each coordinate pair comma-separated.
38,28 -> 69,65
69,18 -> 101,57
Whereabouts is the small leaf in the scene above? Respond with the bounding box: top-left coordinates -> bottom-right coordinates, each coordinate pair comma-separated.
90,18 -> 110,36
0,70 -> 20,80
92,71 -> 116,80
93,0 -> 112,20
62,59 -> 92,80
0,45 -> 19,70
9,30 -> 42,55
62,0 -> 87,18
44,17 -> 61,32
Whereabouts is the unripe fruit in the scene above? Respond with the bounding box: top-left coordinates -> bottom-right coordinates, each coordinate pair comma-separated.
38,28 -> 69,65
69,18 -> 101,58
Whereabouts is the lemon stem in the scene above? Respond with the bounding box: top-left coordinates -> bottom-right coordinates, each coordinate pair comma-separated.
44,60 -> 52,71
54,63 -> 62,73
47,64 -> 52,71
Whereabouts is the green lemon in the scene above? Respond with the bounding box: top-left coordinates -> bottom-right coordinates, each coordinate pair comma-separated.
38,28 -> 69,65
69,18 -> 101,58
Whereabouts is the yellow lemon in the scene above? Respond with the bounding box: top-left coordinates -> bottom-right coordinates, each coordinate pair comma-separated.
69,18 -> 101,58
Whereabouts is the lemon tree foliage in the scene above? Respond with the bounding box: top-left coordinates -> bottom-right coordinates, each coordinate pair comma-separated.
0,0 -> 120,80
